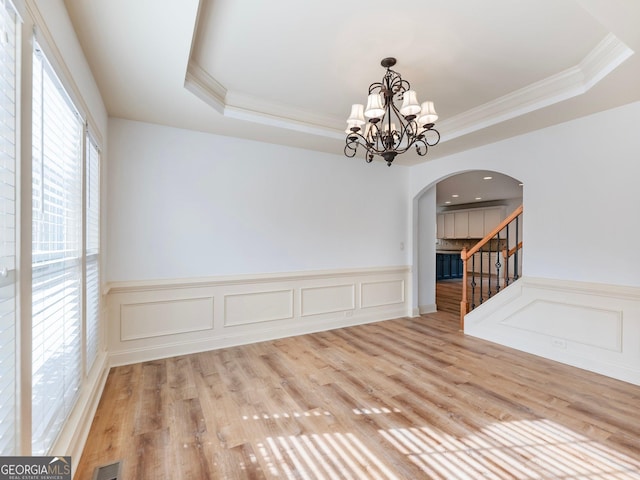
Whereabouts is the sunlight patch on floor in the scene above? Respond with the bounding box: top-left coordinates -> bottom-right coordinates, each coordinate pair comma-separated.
258,432 -> 402,480
250,412 -> 640,479
382,419 -> 640,479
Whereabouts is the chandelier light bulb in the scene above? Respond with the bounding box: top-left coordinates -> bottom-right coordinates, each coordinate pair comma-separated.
364,93 -> 385,118
400,90 -> 421,116
418,101 -> 438,125
347,104 -> 366,126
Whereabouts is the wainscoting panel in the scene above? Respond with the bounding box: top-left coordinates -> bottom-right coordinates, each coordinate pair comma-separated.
107,267 -> 410,366
464,277 -> 640,386
224,289 -> 294,326
500,299 -> 622,352
121,297 -> 214,341
300,284 -> 355,317
361,280 -> 405,308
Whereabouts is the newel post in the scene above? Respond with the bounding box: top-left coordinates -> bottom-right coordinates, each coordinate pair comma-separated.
460,247 -> 469,330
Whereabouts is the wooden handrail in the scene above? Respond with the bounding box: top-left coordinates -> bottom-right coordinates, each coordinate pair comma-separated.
461,204 -> 523,260
460,204 -> 523,330
505,241 -> 523,258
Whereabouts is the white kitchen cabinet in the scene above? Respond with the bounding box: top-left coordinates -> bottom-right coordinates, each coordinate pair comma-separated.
436,214 -> 445,239
483,207 -> 504,236
453,211 -> 468,238
437,206 -> 508,239
468,210 -> 485,238
444,213 -> 455,238
436,213 -> 456,239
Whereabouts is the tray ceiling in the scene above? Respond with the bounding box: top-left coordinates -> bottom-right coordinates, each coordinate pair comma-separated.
64,0 -> 640,165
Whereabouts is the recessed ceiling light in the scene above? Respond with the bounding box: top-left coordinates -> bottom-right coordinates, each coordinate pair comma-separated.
475,197 -> 482,200
483,176 -> 493,180
445,201 -> 451,204
451,194 -> 459,198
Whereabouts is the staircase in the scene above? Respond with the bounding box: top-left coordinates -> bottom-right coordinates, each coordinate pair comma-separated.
460,205 -> 523,329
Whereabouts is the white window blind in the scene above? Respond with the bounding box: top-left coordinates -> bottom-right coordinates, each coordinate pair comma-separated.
0,0 -> 18,456
85,136 -> 100,371
31,42 -> 83,455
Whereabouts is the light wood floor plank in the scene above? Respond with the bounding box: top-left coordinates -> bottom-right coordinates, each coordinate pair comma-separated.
75,312 -> 640,479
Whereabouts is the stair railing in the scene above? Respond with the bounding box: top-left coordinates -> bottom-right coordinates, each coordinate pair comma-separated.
460,205 -> 523,329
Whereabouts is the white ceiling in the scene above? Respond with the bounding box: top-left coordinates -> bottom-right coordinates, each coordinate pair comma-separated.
436,171 -> 523,208
64,0 -> 640,166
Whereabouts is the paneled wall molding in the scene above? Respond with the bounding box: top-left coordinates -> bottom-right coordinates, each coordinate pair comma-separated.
107,266 -> 411,366
465,276 -> 640,386
361,279 -> 405,309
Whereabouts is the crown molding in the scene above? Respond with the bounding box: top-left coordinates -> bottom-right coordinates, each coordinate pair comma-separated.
185,60 -> 344,138
580,32 -> 632,89
185,33 -> 633,144
184,61 -> 227,114
439,33 -> 633,142
224,91 -> 344,139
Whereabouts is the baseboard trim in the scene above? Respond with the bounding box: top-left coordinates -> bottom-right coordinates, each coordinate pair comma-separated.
419,303 -> 437,314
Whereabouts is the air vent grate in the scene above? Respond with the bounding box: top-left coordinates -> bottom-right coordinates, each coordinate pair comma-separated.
92,461 -> 122,480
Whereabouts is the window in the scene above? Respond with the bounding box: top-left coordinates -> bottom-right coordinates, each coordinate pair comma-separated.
0,0 -> 18,456
85,136 -> 100,371
0,3 -> 104,457
31,42 -> 84,455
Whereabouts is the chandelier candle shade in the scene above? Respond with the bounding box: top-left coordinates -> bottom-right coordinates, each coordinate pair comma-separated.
344,58 -> 440,166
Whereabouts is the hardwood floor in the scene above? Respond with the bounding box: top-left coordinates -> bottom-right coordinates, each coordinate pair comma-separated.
435,279 -> 464,314
75,312 -> 640,479
436,276 -> 509,315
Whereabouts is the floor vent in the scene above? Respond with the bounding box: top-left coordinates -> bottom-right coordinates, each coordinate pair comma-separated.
92,461 -> 122,480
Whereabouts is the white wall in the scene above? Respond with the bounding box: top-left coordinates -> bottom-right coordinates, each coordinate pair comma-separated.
417,187 -> 437,313
107,118 -> 410,282
410,101 -> 640,288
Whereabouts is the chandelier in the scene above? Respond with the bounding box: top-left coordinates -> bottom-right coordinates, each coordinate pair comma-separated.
344,57 -> 440,166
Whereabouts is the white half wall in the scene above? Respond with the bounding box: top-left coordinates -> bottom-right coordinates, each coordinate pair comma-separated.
465,277 -> 640,386
107,267 -> 411,366
107,118 -> 410,282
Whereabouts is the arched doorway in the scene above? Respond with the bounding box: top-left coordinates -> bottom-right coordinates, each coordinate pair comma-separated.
414,170 -> 523,317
